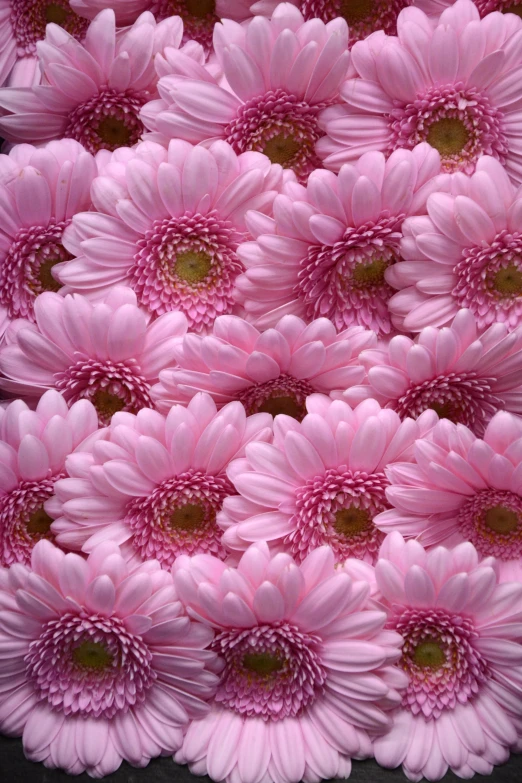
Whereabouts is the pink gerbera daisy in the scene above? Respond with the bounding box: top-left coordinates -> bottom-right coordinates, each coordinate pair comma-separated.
416,0 -> 522,19
0,287 -> 188,425
373,532 -> 522,780
152,314 -> 376,418
251,0 -> 412,45
317,0 -> 522,184
388,156 -> 522,332
0,390 -> 99,566
173,542 -> 407,783
0,139 -> 97,337
71,0 -> 253,51
377,410 -> 522,581
219,394 -> 436,562
0,538 -> 220,776
341,309 -> 522,437
59,139 -> 289,330
140,3 -> 350,183
235,144 -> 443,333
0,0 -> 88,88
48,393 -> 272,567
0,10 -> 184,153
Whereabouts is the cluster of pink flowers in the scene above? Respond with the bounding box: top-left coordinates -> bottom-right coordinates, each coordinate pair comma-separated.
1,1 -> 522,782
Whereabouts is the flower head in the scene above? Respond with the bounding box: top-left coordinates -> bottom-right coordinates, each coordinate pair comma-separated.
235,144 -> 443,333
152,314 -> 376,417
49,393 -> 272,567
342,309 -> 522,437
173,542 -> 406,783
373,532 -> 522,780
0,390 -> 99,566
317,0 -> 522,183
141,3 -> 350,182
389,156 -> 522,333
219,394 -> 436,563
0,140 -> 97,337
0,10 -> 184,153
377,410 -> 522,581
0,287 -> 187,425
0,539 -> 219,776
59,139 -> 289,330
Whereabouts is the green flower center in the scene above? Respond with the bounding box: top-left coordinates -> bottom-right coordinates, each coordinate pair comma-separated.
412,640 -> 446,669
262,133 -> 301,167
242,652 -> 285,678
426,118 -> 469,156
72,641 -> 113,670
26,508 -> 54,538
492,264 -> 522,297
174,250 -> 212,284
351,258 -> 389,289
170,502 -> 207,532
484,505 -> 519,534
334,506 -> 372,537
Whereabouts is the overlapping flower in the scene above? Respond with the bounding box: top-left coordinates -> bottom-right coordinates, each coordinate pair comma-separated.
1,2 -> 522,783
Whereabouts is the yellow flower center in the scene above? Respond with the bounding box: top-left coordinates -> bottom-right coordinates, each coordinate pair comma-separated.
492,264 -> 522,297
174,250 -> 212,284
426,118 -> 469,156
413,640 -> 446,669
351,258 -> 389,289
484,505 -> 519,534
262,133 -> 301,167
170,502 -> 207,532
334,506 -> 372,537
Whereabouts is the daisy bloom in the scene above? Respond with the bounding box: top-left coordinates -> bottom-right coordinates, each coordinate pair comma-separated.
0,287 -> 188,425
0,390 -> 99,567
0,139 -> 97,337
48,393 -> 273,567
172,542 -> 407,783
342,309 -> 522,437
59,140 -> 289,330
235,144 -> 443,333
0,538 -> 220,776
0,0 -> 89,88
219,394 -> 436,563
373,532 -> 522,780
317,0 -> 522,184
0,9 -> 184,153
377,410 -> 522,581
152,314 -> 376,418
140,3 -> 350,183
251,0 -> 412,45
389,156 -> 522,333
71,0 -> 254,51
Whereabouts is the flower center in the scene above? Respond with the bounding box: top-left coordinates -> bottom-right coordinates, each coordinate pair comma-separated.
503,3 -> 522,16
72,641 -> 113,671
212,623 -> 326,720
339,0 -> 373,22
26,507 -> 54,538
125,471 -> 231,568
458,490 -> 522,559
184,0 -> 215,17
91,389 -> 126,420
262,133 -> 301,167
334,506 -> 372,537
96,117 -> 133,149
413,640 -> 446,669
224,89 -> 324,183
492,264 -> 522,297
11,0 -> 89,53
426,118 -> 469,156
351,258 -> 389,289
242,652 -> 285,678
484,504 -> 519,534
174,250 -> 212,284
237,374 -> 314,420
170,502 -> 206,532
288,468 -> 388,563
37,257 -> 62,292
44,2 -> 68,23
64,89 -> 147,155
300,0 -> 407,43
130,212 -> 243,330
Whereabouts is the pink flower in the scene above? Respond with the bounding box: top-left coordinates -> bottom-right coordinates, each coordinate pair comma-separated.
317,0 -> 522,183
219,394 -> 436,563
377,411 -> 522,582
251,0 -> 412,45
373,532 -> 522,780
173,542 -> 406,783
235,144 -> 443,334
59,139 -> 289,330
48,393 -> 273,567
0,539 -> 220,776
152,314 -> 376,417
71,0 -> 254,50
0,10 -> 184,153
416,0 -> 522,18
0,0 -> 89,88
0,140 -> 97,337
0,287 -> 187,425
341,309 -> 522,437
0,390 -> 99,566
388,156 -> 522,333
140,3 -> 350,182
